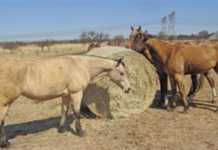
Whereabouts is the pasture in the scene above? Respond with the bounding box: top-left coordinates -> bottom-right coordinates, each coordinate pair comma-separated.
1,41 -> 218,150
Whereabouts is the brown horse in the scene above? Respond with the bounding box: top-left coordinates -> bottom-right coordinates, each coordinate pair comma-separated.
129,26 -> 217,111
129,26 -> 202,107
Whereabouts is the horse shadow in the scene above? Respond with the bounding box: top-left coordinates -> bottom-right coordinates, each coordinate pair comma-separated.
82,84 -> 113,119
5,112 -> 93,140
4,84 -> 112,141
189,99 -> 218,112
5,116 -> 67,140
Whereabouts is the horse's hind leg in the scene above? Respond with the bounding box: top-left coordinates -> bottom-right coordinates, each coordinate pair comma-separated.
188,74 -> 198,99
169,76 -> 177,110
174,74 -> 189,112
0,105 -> 10,148
204,71 -> 216,103
70,91 -> 85,136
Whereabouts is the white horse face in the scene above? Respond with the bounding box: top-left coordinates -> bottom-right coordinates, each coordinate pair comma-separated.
109,58 -> 131,93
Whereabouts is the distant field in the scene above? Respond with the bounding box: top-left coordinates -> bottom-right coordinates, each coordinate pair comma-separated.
0,43 -> 89,58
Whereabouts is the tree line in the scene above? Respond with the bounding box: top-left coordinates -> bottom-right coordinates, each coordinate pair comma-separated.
0,31 -> 126,50
158,30 -> 215,40
0,30 -> 216,50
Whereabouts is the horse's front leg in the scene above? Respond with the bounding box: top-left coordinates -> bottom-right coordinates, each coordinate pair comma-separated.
70,91 -> 85,137
174,74 -> 189,112
158,72 -> 169,108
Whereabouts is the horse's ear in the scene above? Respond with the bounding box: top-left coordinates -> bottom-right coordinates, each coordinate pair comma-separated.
116,57 -> 125,67
137,26 -> 142,32
131,26 -> 134,31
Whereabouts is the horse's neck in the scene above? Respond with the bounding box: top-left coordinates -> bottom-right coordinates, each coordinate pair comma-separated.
147,39 -> 171,64
86,57 -> 115,81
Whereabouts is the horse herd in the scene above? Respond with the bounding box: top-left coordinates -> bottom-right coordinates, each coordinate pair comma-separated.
0,26 -> 217,148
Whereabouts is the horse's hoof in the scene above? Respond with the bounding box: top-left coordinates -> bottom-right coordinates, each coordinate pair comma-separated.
169,108 -> 175,112
156,101 -> 165,108
0,140 -> 10,148
172,102 -> 177,108
57,126 -> 66,133
183,108 -> 188,114
166,106 -> 173,112
158,103 -> 167,109
76,128 -> 86,137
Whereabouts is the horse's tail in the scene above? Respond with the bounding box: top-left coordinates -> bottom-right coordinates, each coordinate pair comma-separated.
214,64 -> 218,74
215,48 -> 218,72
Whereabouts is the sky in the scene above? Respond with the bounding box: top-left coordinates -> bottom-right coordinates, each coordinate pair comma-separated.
0,0 -> 218,41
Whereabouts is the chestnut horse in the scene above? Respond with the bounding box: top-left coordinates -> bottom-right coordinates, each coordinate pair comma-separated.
129,26 -> 217,112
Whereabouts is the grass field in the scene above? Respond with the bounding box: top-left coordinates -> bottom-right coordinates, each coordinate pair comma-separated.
1,41 -> 218,150
0,43 -> 89,58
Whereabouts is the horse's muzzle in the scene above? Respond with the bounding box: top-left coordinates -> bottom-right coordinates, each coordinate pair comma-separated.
124,87 -> 131,93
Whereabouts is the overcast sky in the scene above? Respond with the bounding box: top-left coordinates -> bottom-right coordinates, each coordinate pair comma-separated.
0,0 -> 217,41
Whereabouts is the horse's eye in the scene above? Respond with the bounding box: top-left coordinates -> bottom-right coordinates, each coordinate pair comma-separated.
136,34 -> 141,39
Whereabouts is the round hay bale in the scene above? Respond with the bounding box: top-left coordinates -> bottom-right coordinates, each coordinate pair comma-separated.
82,46 -> 159,119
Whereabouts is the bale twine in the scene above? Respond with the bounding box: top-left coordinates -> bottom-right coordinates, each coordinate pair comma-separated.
83,46 -> 159,119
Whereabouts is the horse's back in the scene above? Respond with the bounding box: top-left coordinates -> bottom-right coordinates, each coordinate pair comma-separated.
169,44 -> 217,74
22,56 -> 89,98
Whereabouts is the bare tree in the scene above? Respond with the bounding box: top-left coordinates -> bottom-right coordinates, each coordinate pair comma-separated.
0,42 -> 18,51
36,40 -> 55,52
79,31 -> 110,43
112,35 -> 125,46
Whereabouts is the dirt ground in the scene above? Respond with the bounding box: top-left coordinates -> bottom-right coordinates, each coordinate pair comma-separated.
3,73 -> 218,150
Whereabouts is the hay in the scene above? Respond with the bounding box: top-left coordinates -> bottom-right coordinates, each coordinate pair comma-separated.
83,46 -> 159,119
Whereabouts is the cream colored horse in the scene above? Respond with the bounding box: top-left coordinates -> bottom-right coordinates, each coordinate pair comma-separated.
0,55 -> 130,147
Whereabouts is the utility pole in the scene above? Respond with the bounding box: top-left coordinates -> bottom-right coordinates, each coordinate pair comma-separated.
168,11 -> 176,36
161,16 -> 168,35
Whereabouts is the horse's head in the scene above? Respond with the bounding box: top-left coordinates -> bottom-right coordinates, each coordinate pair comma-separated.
129,26 -> 152,53
109,58 -> 131,93
129,26 -> 153,62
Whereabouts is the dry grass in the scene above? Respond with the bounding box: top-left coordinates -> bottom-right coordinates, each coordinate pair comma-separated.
0,43 -> 89,58
1,41 -> 218,150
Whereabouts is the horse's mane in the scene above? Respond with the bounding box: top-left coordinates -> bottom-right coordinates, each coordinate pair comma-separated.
82,54 -> 126,67
138,34 -> 167,71
83,54 -> 114,61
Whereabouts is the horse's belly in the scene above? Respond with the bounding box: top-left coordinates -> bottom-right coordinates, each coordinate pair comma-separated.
68,79 -> 88,93
185,60 -> 216,74
22,84 -> 67,101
